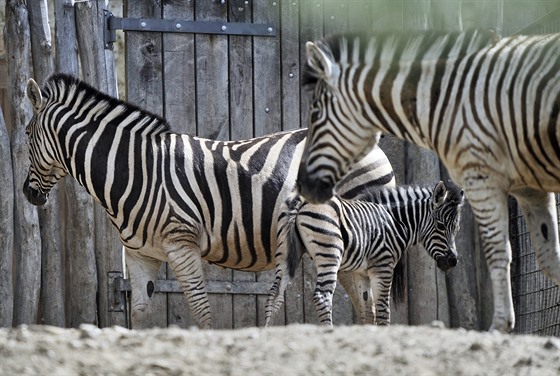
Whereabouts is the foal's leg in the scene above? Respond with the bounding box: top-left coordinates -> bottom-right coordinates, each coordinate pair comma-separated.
125,249 -> 162,329
514,190 -> 560,284
368,266 -> 393,325
312,249 -> 343,326
338,272 -> 374,324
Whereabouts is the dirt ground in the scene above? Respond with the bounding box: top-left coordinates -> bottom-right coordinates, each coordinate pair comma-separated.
0,323 -> 559,376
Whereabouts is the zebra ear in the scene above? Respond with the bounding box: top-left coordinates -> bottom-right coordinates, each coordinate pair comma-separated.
306,41 -> 338,82
432,181 -> 448,209
26,78 -> 44,114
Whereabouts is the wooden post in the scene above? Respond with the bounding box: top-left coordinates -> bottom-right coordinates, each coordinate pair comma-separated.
0,107 -> 14,327
6,0 -> 42,326
28,0 -> 65,327
74,0 -> 124,328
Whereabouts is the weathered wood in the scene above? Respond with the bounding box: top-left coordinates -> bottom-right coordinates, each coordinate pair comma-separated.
53,0 -> 86,329
74,0 -> 123,327
124,0 -> 167,329
6,0 -> 42,326
0,107 -> 14,327
280,0 -> 304,326
28,0 -> 65,327
161,0 -> 197,329
228,0 -> 259,329
300,0 -> 324,325
253,0 -> 282,328
195,0 -> 234,329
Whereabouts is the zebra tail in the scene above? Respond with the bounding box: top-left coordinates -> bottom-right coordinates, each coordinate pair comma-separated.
287,218 -> 305,279
391,257 -> 406,307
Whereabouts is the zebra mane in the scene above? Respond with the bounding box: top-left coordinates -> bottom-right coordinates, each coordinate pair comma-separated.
303,29 -> 499,88
353,182 -> 463,208
42,74 -> 171,135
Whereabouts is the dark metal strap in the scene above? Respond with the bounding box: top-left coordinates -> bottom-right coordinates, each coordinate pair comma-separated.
104,10 -> 276,49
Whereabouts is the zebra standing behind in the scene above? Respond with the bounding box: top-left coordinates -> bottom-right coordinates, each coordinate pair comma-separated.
266,181 -> 463,326
296,30 -> 560,332
22,74 -> 395,329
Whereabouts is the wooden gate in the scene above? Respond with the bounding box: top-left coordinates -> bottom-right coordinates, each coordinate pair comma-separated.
2,0 -> 559,333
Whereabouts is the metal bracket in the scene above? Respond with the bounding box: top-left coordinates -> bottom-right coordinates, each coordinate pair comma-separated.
107,271 -> 127,312
104,10 -> 276,49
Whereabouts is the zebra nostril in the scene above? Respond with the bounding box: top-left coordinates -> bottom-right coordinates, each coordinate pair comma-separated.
449,255 -> 458,267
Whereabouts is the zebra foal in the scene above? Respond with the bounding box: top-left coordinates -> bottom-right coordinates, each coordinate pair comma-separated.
22,74 -> 395,328
266,181 -> 463,326
296,30 -> 560,332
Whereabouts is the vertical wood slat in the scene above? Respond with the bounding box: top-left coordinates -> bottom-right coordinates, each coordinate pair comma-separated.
53,0 -> 91,329
28,0 -> 65,327
0,106 -> 14,327
6,0 -> 42,326
162,0 -> 196,329
124,0 -> 168,329
195,0 -> 234,329
253,0 -> 282,328
322,0 -> 354,326
299,0 -> 324,325
280,0 -> 304,325
229,0 -> 258,329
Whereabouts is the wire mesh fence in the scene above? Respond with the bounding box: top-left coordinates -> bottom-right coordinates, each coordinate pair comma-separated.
510,197 -> 560,336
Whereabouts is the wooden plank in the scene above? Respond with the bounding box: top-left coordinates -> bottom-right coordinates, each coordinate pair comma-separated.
0,106 -> 13,327
6,0 -> 42,326
228,0 -> 258,329
162,0 -> 197,329
124,0 -> 167,329
323,0 -> 354,326
28,0 -> 65,328
195,0 -> 233,329
300,0 -> 324,325
253,0 -> 282,327
280,0 -> 304,326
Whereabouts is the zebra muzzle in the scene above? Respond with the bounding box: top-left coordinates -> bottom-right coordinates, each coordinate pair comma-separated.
436,253 -> 458,271
23,176 -> 48,206
296,167 -> 335,204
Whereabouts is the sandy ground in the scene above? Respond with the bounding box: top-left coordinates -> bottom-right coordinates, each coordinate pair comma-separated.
1,323 -> 559,375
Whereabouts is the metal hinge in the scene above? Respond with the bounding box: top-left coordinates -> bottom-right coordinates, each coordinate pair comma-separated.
104,10 -> 276,49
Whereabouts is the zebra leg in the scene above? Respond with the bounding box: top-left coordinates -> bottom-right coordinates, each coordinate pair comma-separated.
467,187 -> 515,332
514,190 -> 560,285
265,224 -> 290,327
368,267 -> 392,325
167,249 -> 212,329
338,272 -> 374,324
125,249 -> 162,329
312,254 -> 342,326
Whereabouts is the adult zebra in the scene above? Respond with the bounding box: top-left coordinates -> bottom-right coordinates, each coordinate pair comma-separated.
23,74 -> 395,329
265,181 -> 463,326
296,30 -> 560,332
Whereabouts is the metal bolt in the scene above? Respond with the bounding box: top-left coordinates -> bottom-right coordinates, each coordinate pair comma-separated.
272,1 -> 277,5
175,23 -> 182,29
221,25 -> 227,31
289,73 -> 294,78
265,107 -> 270,113
140,21 -> 147,28
330,15 -> 335,20
221,0 -> 226,4
226,283 -> 232,290
268,27 -> 273,33
245,0 -> 249,5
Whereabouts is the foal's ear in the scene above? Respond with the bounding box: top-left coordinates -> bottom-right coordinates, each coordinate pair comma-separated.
306,41 -> 339,83
432,181 -> 448,209
26,79 -> 44,114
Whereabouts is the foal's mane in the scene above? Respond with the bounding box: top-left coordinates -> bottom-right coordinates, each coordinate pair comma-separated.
302,29 -> 498,88
43,73 -> 172,135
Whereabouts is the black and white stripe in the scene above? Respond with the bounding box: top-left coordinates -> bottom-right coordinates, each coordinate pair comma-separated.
266,181 -> 463,326
23,74 -> 395,328
296,30 -> 560,332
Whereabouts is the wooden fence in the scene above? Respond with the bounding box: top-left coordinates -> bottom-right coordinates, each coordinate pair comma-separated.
0,0 -> 559,334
